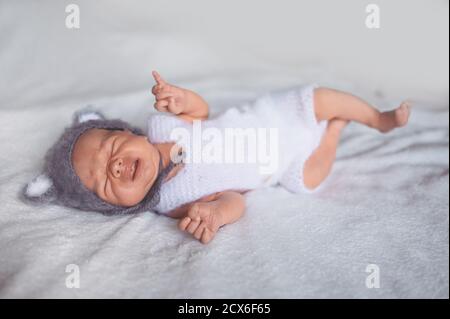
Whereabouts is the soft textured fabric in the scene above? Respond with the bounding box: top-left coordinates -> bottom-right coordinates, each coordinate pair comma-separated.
1,85 -> 448,298
149,85 -> 327,213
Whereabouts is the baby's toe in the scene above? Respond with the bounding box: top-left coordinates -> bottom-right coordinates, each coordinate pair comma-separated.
401,101 -> 411,112
396,102 -> 411,127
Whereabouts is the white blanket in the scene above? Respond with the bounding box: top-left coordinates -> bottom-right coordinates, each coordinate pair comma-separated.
0,0 -> 448,298
0,87 -> 448,298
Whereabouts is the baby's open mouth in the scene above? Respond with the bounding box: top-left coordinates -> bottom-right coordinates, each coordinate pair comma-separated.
132,159 -> 139,181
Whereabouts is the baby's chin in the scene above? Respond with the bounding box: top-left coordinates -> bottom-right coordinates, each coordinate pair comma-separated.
114,193 -> 146,207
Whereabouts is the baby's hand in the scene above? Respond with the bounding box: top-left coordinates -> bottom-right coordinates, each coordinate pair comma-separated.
178,202 -> 224,244
151,71 -> 187,115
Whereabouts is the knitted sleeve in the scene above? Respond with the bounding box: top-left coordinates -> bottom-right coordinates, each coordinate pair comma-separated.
147,113 -> 189,143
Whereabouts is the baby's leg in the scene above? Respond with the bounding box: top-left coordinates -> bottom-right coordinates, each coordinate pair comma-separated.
314,88 -> 410,133
303,119 -> 348,190
178,191 -> 245,244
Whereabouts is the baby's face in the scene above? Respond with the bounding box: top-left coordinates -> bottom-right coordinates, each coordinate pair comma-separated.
72,128 -> 160,207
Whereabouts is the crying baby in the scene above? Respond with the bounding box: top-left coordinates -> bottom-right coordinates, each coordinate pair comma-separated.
23,71 -> 410,244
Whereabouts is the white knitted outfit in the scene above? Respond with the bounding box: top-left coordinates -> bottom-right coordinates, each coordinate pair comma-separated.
148,85 -> 327,213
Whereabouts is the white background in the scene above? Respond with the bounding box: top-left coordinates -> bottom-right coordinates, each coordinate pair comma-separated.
0,0 -> 448,111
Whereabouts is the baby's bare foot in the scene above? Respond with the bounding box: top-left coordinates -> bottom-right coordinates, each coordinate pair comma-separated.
378,102 -> 411,133
178,202 -> 224,244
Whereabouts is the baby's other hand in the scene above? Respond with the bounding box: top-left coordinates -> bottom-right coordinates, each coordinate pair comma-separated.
178,202 -> 223,244
151,71 -> 187,115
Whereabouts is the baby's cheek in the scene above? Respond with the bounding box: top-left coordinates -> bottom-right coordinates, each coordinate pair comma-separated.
114,183 -> 147,207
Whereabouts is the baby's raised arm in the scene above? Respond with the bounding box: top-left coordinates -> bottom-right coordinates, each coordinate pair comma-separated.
151,71 -> 209,122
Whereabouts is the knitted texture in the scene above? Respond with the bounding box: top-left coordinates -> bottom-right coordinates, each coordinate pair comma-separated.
21,109 -> 173,215
279,84 -> 327,193
148,113 -> 267,213
149,85 -> 327,213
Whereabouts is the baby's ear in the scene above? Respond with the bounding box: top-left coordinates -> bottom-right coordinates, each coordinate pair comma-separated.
73,107 -> 106,125
22,174 -> 56,204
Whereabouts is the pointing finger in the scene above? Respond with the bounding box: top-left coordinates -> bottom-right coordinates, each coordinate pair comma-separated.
152,71 -> 166,86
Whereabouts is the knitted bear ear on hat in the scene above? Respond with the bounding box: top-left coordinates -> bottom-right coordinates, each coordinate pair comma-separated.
21,108 -> 106,205
73,107 -> 106,125
22,173 -> 56,204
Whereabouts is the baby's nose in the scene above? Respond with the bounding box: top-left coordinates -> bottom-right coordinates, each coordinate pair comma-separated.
110,157 -> 124,178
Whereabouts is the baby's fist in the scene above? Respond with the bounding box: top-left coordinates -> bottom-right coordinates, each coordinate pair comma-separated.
151,71 -> 187,115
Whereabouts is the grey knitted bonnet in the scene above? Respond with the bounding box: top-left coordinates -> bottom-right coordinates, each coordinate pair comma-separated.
21,109 -> 174,215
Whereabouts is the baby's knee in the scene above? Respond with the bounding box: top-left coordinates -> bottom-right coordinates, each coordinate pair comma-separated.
313,87 -> 333,121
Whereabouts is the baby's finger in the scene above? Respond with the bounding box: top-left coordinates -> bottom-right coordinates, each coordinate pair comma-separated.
168,97 -> 182,115
194,223 -> 206,240
155,100 -> 169,108
151,84 -> 160,95
152,71 -> 166,86
178,217 -> 191,231
187,217 -> 201,234
201,229 -> 213,244
156,92 -> 174,101
154,100 -> 169,112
